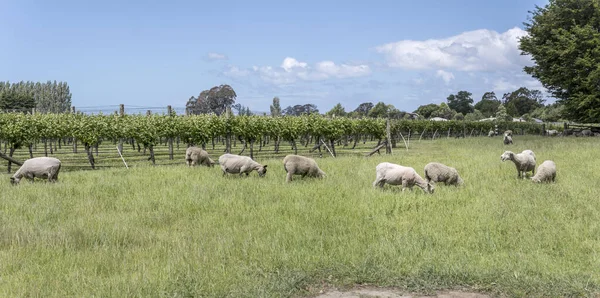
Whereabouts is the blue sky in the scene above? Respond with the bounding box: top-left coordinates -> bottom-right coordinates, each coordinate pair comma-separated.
1,0 -> 549,114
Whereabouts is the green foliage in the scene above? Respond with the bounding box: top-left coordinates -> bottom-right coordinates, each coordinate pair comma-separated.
325,103 -> 347,118
352,102 -> 374,117
519,0 -> 600,122
474,92 -> 501,117
465,110 -> 485,121
186,85 -> 237,116
0,81 -> 71,113
269,97 -> 282,117
495,104 -> 512,122
0,89 -> 35,112
530,102 -> 565,122
431,103 -> 456,120
447,91 -> 474,115
502,87 -> 545,117
414,103 -> 439,119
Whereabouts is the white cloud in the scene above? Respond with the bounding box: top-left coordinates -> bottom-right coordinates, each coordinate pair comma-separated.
224,66 -> 249,77
435,69 -> 455,84
225,57 -> 371,85
207,52 -> 228,60
376,27 -> 532,72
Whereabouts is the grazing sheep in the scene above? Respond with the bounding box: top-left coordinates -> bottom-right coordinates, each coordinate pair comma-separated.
185,146 -> 215,167
218,154 -> 267,177
582,129 -> 593,137
531,160 -> 557,183
488,130 -> 495,137
10,157 -> 61,184
424,162 -> 463,186
546,129 -> 558,136
503,134 -> 513,145
504,130 -> 513,137
373,162 -> 434,193
500,150 -> 536,179
282,154 -> 326,182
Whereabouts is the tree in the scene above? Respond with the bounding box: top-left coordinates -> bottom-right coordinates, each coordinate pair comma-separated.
352,102 -> 374,117
325,103 -> 346,117
474,92 -> 501,118
465,109 -> 485,121
519,0 -> 600,122
0,88 -> 35,112
270,97 -> 281,116
502,87 -> 545,117
530,102 -> 565,122
495,104 -> 512,122
0,81 -> 71,113
232,103 -> 253,116
431,103 -> 456,120
367,102 -> 389,118
452,113 -> 465,121
283,104 -> 319,116
447,91 -> 474,115
186,85 -> 237,115
414,103 -> 439,119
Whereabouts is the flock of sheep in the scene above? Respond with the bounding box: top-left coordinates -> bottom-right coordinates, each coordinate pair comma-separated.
8,132 -> 557,191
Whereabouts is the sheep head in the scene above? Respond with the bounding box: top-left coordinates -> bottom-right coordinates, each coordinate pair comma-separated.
500,151 -> 514,162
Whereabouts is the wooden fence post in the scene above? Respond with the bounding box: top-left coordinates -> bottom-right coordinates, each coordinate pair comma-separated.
168,105 -> 174,160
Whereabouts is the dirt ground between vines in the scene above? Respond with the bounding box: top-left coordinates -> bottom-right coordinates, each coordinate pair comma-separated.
312,286 -> 491,298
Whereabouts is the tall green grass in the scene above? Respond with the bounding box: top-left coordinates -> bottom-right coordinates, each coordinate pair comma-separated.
1,136 -> 599,297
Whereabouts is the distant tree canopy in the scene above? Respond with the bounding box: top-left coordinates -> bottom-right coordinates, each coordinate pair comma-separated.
325,103 -> 346,117
414,103 -> 439,119
446,91 -> 474,115
186,84 -> 237,115
475,92 -> 501,118
352,102 -> 374,117
269,97 -> 281,116
283,104 -> 319,116
502,87 -> 545,117
0,81 -> 72,113
519,0 -> 600,122
232,103 -> 253,116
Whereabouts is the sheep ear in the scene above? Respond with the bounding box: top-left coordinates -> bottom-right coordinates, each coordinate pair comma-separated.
263,165 -> 268,168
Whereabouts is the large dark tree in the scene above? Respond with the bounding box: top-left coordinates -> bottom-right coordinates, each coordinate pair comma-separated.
413,103 -> 439,119
519,0 -> 600,122
502,87 -> 545,117
474,92 -> 501,118
352,102 -> 374,117
0,88 -> 35,112
269,97 -> 282,116
283,104 -> 319,116
446,91 -> 474,115
186,85 -> 237,115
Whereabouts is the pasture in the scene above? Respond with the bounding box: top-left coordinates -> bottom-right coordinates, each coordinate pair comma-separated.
1,136 -> 599,297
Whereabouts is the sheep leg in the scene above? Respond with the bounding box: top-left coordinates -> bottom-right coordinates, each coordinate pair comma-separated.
286,172 -> 293,183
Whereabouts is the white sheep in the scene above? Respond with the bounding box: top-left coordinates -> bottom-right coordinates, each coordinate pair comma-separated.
11,157 -> 61,184
504,130 -> 513,137
218,153 -> 268,177
424,162 -> 463,186
500,150 -> 536,179
531,160 -> 556,183
503,135 -> 513,145
546,129 -> 558,136
282,154 -> 326,182
373,162 -> 434,193
185,146 -> 215,167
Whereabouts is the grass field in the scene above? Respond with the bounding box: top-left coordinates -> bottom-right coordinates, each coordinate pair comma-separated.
1,136 -> 599,297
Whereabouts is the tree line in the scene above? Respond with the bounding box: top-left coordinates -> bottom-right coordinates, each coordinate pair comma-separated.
0,81 -> 72,113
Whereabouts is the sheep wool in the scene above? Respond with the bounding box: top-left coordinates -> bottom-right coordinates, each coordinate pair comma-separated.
531,160 -> 556,183
500,150 -> 536,179
11,157 -> 62,184
373,162 -> 434,193
218,154 -> 268,177
185,146 -> 215,167
282,155 -> 326,182
424,162 -> 463,186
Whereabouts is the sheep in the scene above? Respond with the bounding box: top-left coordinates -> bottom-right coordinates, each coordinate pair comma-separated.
424,162 -> 463,186
10,157 -> 61,184
488,130 -> 495,137
504,130 -> 513,137
503,134 -> 513,145
546,129 -> 558,136
218,153 -> 267,177
531,160 -> 557,183
282,154 -> 326,182
582,129 -> 593,137
185,146 -> 215,167
500,150 -> 536,179
372,162 -> 434,193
